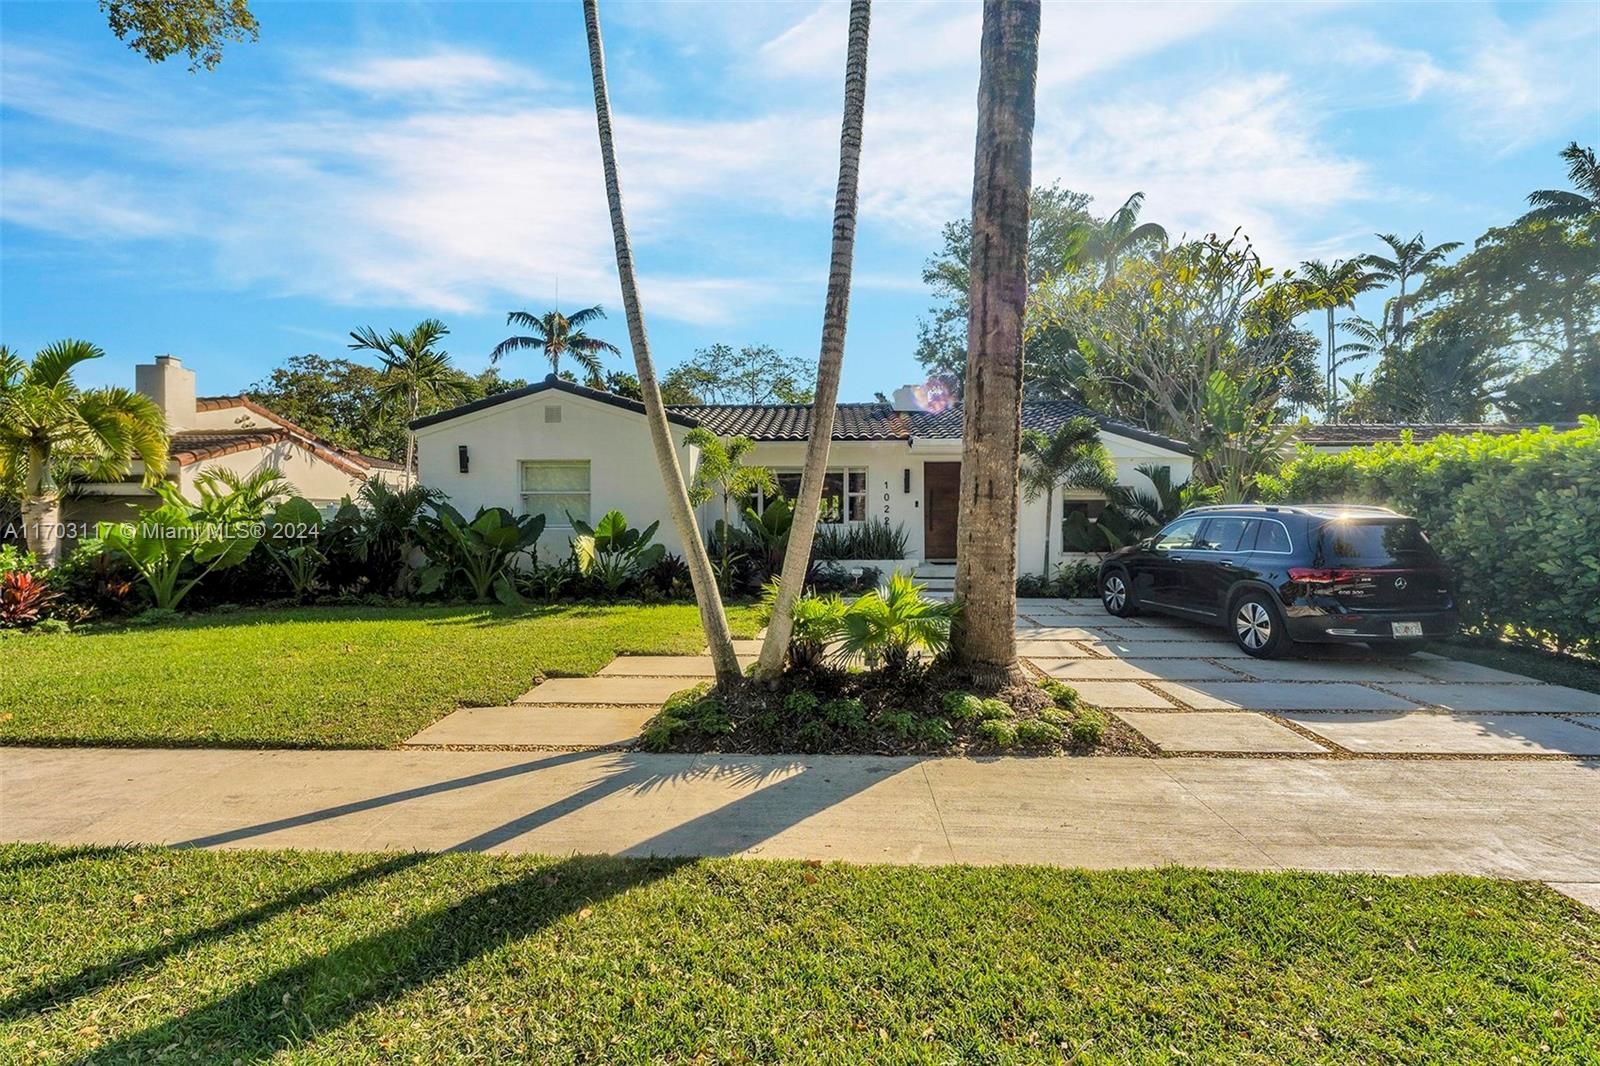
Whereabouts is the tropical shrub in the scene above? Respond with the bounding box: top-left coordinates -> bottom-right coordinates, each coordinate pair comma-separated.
349,481 -> 441,594
570,509 -> 664,595
735,497 -> 792,579
806,562 -> 881,595
837,572 -> 961,673
1259,419 -> 1600,653
98,484 -> 263,610
417,504 -> 545,604
760,583 -> 847,671
1070,707 -> 1108,746
0,570 -> 56,627
261,496 -> 329,600
811,519 -> 910,561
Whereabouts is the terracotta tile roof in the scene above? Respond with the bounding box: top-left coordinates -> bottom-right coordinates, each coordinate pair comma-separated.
1295,422 -> 1583,445
168,429 -> 292,466
196,394 -> 401,474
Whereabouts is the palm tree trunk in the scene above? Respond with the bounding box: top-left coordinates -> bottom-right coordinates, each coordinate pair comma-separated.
756,0 -> 871,681
583,0 -> 741,683
1041,484 -> 1052,580
952,0 -> 1039,681
1325,307 -> 1336,421
405,393 -> 419,475
21,442 -> 63,567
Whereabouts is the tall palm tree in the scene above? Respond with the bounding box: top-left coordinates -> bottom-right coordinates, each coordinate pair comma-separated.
348,319 -> 472,474
1070,191 -> 1167,285
1296,257 -> 1381,421
0,340 -> 168,566
583,0 -> 741,684
491,305 -> 621,387
1020,417 -> 1115,579
1362,233 -> 1461,356
756,0 -> 871,681
1520,142 -> 1600,237
952,0 -> 1040,681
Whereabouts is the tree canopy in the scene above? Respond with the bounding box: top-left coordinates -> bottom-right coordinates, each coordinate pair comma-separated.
660,343 -> 815,405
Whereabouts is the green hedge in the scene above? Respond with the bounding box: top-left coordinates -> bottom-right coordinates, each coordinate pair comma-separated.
1258,417 -> 1599,654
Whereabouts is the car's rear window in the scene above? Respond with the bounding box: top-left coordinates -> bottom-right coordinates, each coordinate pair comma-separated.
1315,519 -> 1440,566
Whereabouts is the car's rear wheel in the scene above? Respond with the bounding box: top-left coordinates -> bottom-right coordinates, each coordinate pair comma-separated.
1231,592 -> 1289,658
1101,569 -> 1139,617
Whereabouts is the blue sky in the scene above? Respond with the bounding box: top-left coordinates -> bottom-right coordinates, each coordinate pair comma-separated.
2,1 -> 1597,401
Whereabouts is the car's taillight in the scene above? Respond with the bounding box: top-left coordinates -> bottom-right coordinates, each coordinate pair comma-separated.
1288,567 -> 1338,584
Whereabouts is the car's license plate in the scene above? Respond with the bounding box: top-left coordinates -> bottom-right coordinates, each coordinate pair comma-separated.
1391,622 -> 1424,637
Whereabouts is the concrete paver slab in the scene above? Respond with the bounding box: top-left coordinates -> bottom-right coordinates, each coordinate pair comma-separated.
1548,882 -> 1600,911
599,655 -> 756,676
515,676 -> 694,706
1155,681 -> 1420,711
1282,712 -> 1600,756
1229,659 -> 1424,683
1016,639 -> 1102,658
1030,657 -> 1240,682
9,747 -> 1600,878
1010,626 -> 1105,641
1115,711 -> 1328,754
1068,682 -> 1175,709
1094,626 -> 1216,642
406,706 -> 653,747
702,639 -> 765,656
1081,640 -> 1250,659
1398,658 -> 1545,684
1386,683 -> 1600,714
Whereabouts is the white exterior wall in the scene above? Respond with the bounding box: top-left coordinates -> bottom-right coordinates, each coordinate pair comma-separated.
176,442 -> 374,509
414,390 -> 697,562
413,392 -> 1193,570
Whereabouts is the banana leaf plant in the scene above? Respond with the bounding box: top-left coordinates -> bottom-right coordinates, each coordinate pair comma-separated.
570,509 -> 664,595
737,496 -> 793,579
98,483 -> 263,610
263,496 -> 328,600
417,503 -> 545,604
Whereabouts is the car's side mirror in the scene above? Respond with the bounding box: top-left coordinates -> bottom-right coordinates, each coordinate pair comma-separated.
1139,537 -> 1155,550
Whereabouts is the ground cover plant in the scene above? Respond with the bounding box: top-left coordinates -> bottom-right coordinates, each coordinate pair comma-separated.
0,604 -> 758,749
3,844 -> 1596,1063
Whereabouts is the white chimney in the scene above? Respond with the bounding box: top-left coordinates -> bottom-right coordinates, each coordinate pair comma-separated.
890,381 -> 955,413
135,355 -> 197,432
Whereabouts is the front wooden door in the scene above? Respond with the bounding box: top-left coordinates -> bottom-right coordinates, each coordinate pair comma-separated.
923,461 -> 961,560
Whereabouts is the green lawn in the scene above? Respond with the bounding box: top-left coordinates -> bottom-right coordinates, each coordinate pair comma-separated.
0,605 -> 758,749
2,846 -> 1595,1063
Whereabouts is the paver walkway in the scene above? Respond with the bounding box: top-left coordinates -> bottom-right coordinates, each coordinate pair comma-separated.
6,746 -> 1599,880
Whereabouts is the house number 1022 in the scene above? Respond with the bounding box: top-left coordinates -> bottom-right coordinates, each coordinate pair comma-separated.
883,481 -> 892,516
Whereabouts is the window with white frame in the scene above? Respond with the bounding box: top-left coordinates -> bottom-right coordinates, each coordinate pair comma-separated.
759,468 -> 868,525
520,460 -> 590,526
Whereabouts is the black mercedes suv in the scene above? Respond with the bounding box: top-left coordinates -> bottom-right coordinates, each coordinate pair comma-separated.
1097,504 -> 1459,658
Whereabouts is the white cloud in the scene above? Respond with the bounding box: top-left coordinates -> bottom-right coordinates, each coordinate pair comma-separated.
0,170 -> 178,239
312,48 -> 546,100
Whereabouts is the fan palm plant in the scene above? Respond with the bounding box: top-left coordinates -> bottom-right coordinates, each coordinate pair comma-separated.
1296,258 -> 1381,420
1361,233 -> 1461,356
838,571 -> 961,675
1520,142 -> 1599,237
0,340 -> 168,566
491,306 -> 620,387
347,319 -> 472,474
1019,417 -> 1116,578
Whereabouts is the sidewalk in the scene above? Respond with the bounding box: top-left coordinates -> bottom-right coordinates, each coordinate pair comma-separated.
5,746 -> 1598,883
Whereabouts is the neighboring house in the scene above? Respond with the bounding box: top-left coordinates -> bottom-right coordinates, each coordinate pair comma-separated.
410,376 -> 1193,573
61,355 -> 410,536
1293,421 -> 1584,455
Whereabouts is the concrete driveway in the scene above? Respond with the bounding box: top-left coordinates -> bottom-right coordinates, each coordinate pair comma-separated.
1017,598 -> 1600,757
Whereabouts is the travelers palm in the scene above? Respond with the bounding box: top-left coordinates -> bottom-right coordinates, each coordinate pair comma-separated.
1019,417 -> 1116,578
0,340 -> 167,566
347,319 -> 471,474
492,306 -> 620,387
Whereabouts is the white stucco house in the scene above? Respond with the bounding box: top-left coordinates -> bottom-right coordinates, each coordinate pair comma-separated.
59,355 -> 411,538
410,376 -> 1193,574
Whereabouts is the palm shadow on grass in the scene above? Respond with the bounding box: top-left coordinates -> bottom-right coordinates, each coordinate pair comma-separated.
43,754 -> 897,1062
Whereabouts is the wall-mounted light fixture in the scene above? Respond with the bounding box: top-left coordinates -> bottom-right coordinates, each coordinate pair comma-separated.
903,468 -> 911,494
458,445 -> 469,474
